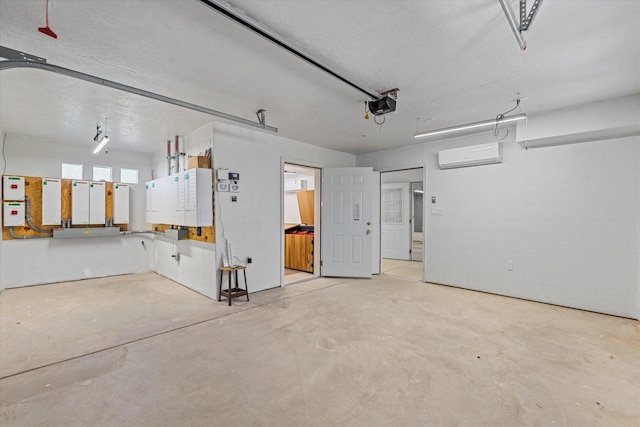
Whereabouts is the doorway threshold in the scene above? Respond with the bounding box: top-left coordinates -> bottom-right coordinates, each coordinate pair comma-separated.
284,272 -> 318,286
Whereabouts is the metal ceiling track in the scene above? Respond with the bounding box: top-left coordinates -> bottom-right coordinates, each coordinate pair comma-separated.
0,58 -> 278,133
197,0 -> 381,101
499,0 -> 544,51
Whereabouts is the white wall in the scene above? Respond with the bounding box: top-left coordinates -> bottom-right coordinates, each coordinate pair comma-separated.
152,238 -> 216,299
211,122 -> 354,294
0,134 -> 154,288
357,96 -> 640,319
148,122 -> 218,299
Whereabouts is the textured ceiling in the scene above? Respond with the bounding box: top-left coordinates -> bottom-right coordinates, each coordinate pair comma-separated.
0,0 -> 638,155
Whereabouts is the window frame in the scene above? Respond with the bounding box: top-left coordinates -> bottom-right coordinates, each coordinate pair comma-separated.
61,162 -> 83,180
92,165 -> 113,182
120,167 -> 139,184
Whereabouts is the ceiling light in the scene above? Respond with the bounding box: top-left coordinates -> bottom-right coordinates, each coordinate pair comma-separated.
414,114 -> 526,139
93,136 -> 110,154
94,117 -> 110,154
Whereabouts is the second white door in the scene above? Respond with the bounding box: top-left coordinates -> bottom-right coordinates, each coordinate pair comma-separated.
381,182 -> 411,260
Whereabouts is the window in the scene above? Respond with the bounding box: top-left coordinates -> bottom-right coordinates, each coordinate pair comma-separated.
382,187 -> 404,225
62,163 -> 83,180
120,168 -> 139,184
93,165 -> 112,181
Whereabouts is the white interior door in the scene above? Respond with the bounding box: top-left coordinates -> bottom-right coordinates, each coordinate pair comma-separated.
321,167 -> 373,278
381,182 -> 411,260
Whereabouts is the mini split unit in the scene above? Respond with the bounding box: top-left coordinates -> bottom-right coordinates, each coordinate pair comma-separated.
438,142 -> 503,169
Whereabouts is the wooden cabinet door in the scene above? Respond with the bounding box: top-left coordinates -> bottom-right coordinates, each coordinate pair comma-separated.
285,234 -> 313,272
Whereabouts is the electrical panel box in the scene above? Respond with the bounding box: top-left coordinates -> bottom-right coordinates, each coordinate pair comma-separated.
41,178 -> 62,225
165,228 -> 189,240
174,173 -> 185,225
71,180 -> 90,225
3,176 -> 25,201
113,183 -> 130,224
146,180 -> 156,224
145,168 -> 212,227
185,168 -> 213,227
89,181 -> 106,225
3,202 -> 25,227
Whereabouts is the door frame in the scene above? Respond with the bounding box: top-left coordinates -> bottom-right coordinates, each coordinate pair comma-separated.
381,181 -> 412,261
379,166 -> 426,280
281,158 -> 322,287
410,181 -> 424,262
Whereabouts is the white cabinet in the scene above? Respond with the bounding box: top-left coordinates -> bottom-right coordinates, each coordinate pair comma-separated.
113,183 -> 130,224
146,180 -> 156,224
3,202 -> 25,226
145,168 -> 212,226
42,178 -> 62,225
89,181 -> 106,225
72,180 -> 90,225
185,168 -> 213,227
3,176 -> 25,201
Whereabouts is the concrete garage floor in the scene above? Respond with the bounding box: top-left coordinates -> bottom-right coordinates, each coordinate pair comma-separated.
1,270 -> 639,426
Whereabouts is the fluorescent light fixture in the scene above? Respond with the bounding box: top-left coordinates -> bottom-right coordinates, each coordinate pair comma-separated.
413,190 -> 424,194
414,113 -> 526,139
93,136 -> 110,154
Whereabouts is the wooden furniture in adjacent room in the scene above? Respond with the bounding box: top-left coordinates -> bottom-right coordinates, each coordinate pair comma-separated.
218,265 -> 249,306
284,190 -> 314,273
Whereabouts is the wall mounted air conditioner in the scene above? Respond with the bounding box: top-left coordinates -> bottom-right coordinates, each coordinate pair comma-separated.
438,142 -> 502,169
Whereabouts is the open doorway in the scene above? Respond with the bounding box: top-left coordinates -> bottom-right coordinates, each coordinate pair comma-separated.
283,163 -> 321,285
380,168 -> 424,280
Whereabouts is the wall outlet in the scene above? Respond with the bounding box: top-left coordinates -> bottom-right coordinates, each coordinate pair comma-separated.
247,257 -> 252,264
507,261 -> 514,271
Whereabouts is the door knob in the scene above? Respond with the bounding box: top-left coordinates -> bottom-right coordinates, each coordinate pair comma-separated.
366,229 -> 372,235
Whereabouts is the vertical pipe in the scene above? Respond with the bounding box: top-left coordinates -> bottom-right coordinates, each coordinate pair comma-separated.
499,0 -> 527,51
175,135 -> 180,172
167,140 -> 171,176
